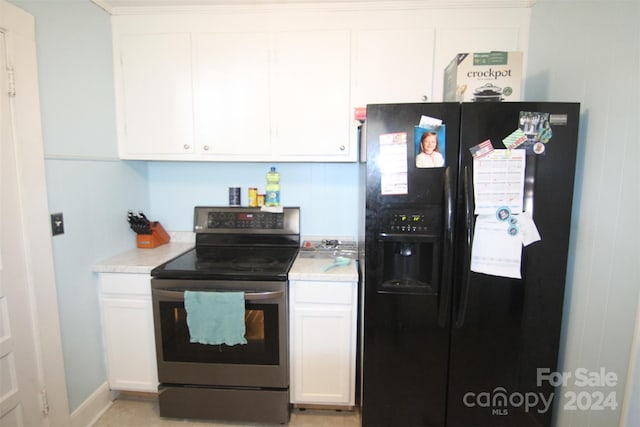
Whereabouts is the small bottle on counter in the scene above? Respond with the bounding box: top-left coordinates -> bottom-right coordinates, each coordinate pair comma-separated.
228,187 -> 241,206
265,167 -> 280,207
248,187 -> 258,207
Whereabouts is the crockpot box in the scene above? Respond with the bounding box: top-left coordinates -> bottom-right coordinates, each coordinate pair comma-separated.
444,51 -> 523,102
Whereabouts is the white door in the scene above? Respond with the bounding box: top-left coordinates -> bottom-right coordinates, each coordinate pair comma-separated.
0,31 -> 46,427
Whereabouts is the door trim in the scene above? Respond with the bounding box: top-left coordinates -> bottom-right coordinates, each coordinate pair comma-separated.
0,1 -> 70,425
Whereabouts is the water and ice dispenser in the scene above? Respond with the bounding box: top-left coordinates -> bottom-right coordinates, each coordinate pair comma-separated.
377,208 -> 442,294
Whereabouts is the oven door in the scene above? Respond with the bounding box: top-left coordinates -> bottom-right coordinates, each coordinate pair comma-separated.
151,278 -> 288,389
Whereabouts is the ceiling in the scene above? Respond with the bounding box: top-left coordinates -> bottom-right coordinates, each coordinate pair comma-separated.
92,0 -> 385,12
91,0 -> 530,14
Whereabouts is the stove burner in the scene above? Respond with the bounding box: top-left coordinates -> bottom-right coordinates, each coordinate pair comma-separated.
231,256 -> 278,271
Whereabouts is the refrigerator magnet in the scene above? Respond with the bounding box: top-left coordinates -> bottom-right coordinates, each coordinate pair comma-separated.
502,128 -> 527,150
469,139 -> 494,159
496,206 -> 512,222
518,111 -> 554,151
533,142 -> 546,155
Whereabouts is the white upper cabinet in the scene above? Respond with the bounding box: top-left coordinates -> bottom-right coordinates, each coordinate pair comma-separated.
271,30 -> 352,161
111,3 -> 531,162
117,33 -> 194,157
352,28 -> 436,106
193,32 -> 272,159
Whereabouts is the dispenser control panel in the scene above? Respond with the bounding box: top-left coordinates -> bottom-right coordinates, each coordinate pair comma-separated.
379,208 -> 441,236
389,213 -> 427,233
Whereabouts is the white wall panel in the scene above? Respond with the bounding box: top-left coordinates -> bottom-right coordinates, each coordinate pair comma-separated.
526,2 -> 640,426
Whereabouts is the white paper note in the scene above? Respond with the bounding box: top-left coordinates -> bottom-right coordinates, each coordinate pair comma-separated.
473,149 -> 526,215
518,211 -> 541,247
379,132 -> 408,195
471,215 -> 523,279
419,115 -> 443,128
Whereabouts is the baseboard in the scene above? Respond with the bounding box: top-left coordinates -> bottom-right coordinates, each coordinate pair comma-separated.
69,382 -> 113,427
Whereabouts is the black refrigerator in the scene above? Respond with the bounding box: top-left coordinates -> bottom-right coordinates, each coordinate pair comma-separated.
362,102 -> 580,427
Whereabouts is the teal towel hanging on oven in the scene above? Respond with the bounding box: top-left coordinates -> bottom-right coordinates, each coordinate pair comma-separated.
184,291 -> 247,346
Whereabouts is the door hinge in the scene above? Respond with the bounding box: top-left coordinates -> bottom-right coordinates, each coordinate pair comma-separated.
41,389 -> 50,416
7,66 -> 16,98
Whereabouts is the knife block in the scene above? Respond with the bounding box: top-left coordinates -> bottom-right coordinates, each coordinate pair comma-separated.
136,222 -> 171,249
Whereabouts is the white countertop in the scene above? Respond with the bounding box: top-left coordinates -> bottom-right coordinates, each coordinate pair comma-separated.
92,242 -> 194,274
93,232 -> 359,281
288,255 -> 359,282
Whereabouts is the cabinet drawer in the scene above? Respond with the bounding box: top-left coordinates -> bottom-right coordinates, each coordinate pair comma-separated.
99,273 -> 151,297
292,281 -> 354,305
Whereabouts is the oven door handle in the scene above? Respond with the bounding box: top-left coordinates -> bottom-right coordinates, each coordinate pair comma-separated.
152,289 -> 284,301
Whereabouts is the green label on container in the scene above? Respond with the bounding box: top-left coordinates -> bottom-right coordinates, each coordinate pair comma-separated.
474,51 -> 509,66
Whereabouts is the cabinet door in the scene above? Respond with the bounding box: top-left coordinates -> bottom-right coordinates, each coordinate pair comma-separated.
193,32 -> 271,158
272,30 -> 353,161
291,305 -> 354,405
101,296 -> 158,392
352,28 -> 436,105
118,33 -> 194,157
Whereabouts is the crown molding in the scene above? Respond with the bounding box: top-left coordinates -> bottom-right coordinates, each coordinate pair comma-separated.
91,0 -> 113,13
91,0 -> 536,16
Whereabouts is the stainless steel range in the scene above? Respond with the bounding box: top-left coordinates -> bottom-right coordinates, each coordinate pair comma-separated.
150,206 -> 300,424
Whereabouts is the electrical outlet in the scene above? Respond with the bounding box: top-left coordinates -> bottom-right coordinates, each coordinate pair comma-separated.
51,212 -> 64,236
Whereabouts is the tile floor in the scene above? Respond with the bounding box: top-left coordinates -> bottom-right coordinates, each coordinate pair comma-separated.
92,395 -> 361,427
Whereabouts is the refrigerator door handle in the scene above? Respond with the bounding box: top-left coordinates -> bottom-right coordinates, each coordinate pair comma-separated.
455,165 -> 474,329
437,166 -> 454,328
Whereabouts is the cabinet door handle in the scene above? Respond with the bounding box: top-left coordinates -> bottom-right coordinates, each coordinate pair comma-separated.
339,145 -> 345,151
203,145 -> 210,151
183,144 -> 190,150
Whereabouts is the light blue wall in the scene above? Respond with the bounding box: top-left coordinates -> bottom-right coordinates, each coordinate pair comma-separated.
525,1 -> 639,426
45,159 -> 148,411
10,0 -> 150,412
21,0 -> 117,158
148,162 -> 361,236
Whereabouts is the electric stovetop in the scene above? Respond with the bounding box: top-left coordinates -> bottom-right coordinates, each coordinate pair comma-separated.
151,245 -> 299,281
151,206 -> 300,281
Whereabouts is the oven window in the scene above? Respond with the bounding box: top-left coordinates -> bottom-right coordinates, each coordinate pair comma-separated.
158,301 -> 280,365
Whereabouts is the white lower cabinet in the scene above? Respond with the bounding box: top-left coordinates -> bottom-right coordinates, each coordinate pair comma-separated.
289,280 -> 358,407
98,273 -> 158,392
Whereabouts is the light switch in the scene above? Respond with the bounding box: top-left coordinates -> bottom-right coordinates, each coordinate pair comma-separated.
51,212 -> 64,236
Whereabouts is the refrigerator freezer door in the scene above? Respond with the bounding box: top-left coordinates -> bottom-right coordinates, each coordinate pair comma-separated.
362,292 -> 449,426
363,103 -> 461,426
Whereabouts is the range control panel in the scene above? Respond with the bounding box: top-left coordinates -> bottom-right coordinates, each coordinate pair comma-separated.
207,211 -> 284,230
193,206 -> 300,235
379,208 -> 442,236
